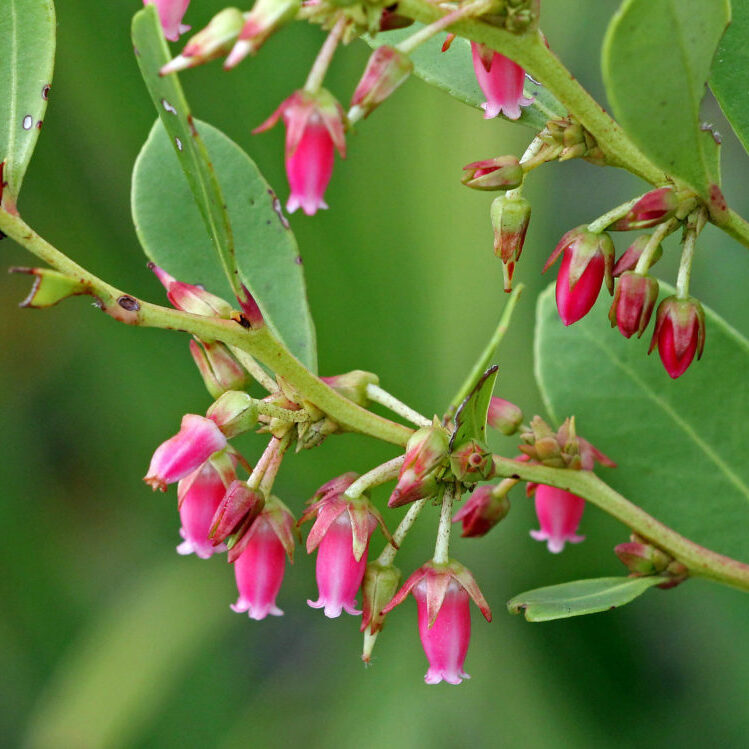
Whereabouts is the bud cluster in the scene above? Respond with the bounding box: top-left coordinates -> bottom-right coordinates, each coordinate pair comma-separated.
615,534 -> 688,588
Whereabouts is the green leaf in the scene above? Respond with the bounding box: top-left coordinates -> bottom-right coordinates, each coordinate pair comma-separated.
367,30 -> 566,131
602,0 -> 730,198
450,365 -> 498,449
507,576 -> 663,622
0,0 -> 55,210
534,282 -> 749,562
131,6 -> 240,298
711,1 -> 749,155
133,119 -> 318,372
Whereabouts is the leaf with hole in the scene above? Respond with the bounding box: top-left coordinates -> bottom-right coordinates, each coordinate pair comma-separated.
534,282 -> 749,562
132,119 -> 318,372
368,29 -> 565,131
507,576 -> 663,622
0,0 -> 55,210
602,0 -> 730,198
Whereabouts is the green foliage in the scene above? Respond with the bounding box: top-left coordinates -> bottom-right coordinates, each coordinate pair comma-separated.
132,119 -> 318,372
507,576 -> 663,621
711,1 -> 749,155
450,365 -> 497,448
131,6 -> 240,298
0,0 -> 55,210
602,0 -> 730,198
371,28 -> 566,130
535,283 -> 749,562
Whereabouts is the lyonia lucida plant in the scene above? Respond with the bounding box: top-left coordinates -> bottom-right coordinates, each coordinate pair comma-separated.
3,0 -> 748,685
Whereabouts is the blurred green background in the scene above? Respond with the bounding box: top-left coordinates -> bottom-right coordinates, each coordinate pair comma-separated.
3,1 -> 748,747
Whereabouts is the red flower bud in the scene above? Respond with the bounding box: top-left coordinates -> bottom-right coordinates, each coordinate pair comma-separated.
611,187 -> 679,231
491,194 -> 531,291
649,296 -> 705,378
544,227 -> 614,326
487,396 -> 523,435
608,272 -> 659,339
461,156 -> 523,191
452,484 -> 511,537
149,263 -> 234,318
612,234 -> 663,277
209,481 -> 266,560
224,0 -> 300,68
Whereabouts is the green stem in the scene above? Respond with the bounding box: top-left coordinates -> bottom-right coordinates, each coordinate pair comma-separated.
366,383 -> 431,427
433,483 -> 457,564
449,283 -> 523,413
344,456 -> 406,499
258,432 -> 292,494
633,218 -> 679,275
304,16 -> 346,94
587,196 -> 640,234
256,401 -> 309,423
491,455 -> 749,592
676,207 -> 707,299
228,347 -> 277,392
0,210 -> 413,447
377,497 -> 428,566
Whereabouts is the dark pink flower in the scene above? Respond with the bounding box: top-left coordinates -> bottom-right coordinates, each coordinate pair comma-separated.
470,42 -> 532,120
176,454 -> 236,558
452,484 -> 510,537
149,263 -> 233,318
611,187 -> 679,231
144,0 -> 191,42
231,499 -> 296,620
383,561 -> 491,685
609,272 -> 659,339
544,227 -> 615,326
254,90 -> 346,216
529,484 -> 585,553
649,296 -> 705,378
487,396 -> 523,435
144,414 -> 227,491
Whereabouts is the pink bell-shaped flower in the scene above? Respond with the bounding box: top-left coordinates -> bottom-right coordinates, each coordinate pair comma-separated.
383,561 -> 492,685
254,89 -> 346,216
144,414 -> 227,491
176,453 -> 236,558
470,42 -> 532,120
231,497 -> 297,620
648,296 -> 705,378
300,474 -> 392,618
144,0 -> 191,42
529,484 -> 585,553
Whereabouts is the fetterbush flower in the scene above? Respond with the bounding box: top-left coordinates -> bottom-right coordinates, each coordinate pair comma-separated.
383,561 -> 492,685
231,497 -> 296,620
254,89 -> 346,216
649,296 -> 705,378
470,42 -> 533,120
144,414 -> 227,491
145,0 -> 191,42
529,484 -> 585,553
300,474 -> 392,617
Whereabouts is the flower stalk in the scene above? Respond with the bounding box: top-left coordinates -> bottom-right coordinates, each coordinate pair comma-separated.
365,383 -> 432,427
433,484 -> 457,565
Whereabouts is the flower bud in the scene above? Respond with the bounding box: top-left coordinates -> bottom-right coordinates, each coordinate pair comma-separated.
205,391 -> 259,438
349,46 -> 413,121
452,483 -> 511,538
461,156 -> 523,191
144,414 -> 228,491
615,540 -> 670,576
224,0 -> 301,68
529,484 -> 585,553
608,272 -> 659,339
149,263 -> 234,317
361,562 -> 401,637
230,497 -> 296,619
189,339 -> 247,399
160,7 -> 244,74
543,226 -> 615,326
254,89 -> 346,216
487,396 -> 523,435
491,194 -> 531,291
382,561 -> 491,685
209,481 -> 265,558
648,296 -> 705,378
378,8 -> 413,31
470,42 -> 532,120
611,187 -> 679,231
612,234 -> 663,277
388,423 -> 450,508
145,0 -> 191,43
320,370 -> 379,407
